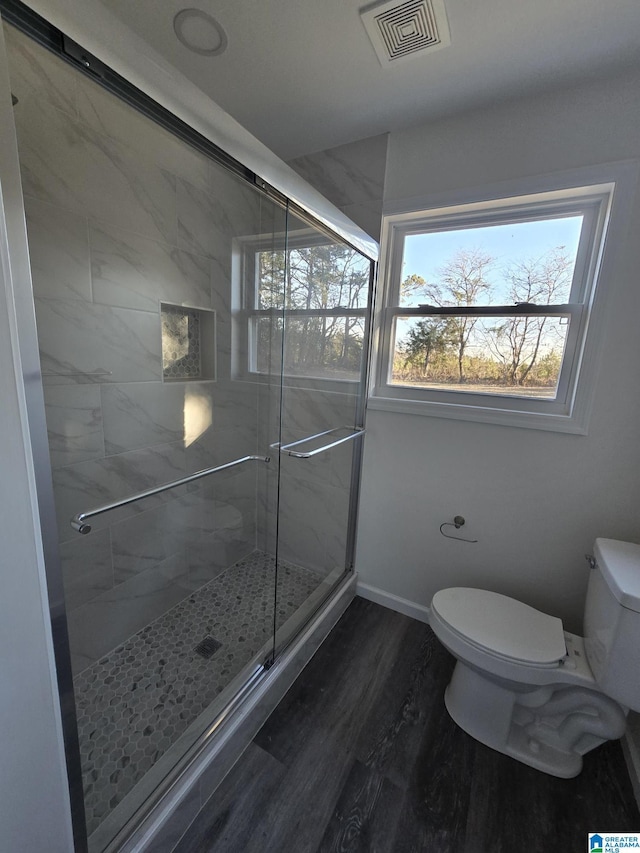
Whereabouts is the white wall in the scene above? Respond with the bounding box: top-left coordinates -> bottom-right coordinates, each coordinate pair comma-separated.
356,66 -> 640,634
0,24 -> 74,852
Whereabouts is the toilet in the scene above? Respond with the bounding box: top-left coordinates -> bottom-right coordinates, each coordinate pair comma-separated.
429,538 -> 640,777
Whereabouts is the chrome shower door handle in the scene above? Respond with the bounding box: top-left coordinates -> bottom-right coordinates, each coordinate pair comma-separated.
277,426 -> 365,459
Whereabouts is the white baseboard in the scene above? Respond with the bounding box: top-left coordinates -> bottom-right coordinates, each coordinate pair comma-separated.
356,581 -> 431,624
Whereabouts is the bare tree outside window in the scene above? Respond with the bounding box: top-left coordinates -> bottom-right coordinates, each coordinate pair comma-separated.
393,245 -> 576,397
408,249 -> 494,383
484,248 -> 573,387
255,242 -> 369,381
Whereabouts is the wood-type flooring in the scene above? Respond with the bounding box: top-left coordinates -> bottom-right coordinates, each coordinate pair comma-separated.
174,596 -> 640,852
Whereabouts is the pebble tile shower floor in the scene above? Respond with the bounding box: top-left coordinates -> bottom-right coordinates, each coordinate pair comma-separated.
73,552 -> 321,835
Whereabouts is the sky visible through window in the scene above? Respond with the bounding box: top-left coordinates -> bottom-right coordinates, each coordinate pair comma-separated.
401,215 -> 584,305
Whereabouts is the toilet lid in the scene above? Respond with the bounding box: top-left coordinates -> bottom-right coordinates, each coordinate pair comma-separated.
431,588 -> 566,665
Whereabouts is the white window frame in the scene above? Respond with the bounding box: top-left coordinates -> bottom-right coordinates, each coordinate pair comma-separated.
370,164 -> 638,434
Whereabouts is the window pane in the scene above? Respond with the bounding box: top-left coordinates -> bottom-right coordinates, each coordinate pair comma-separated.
399,217 -> 583,308
258,244 -> 370,310
390,314 -> 570,398
257,250 -> 286,309
253,315 -> 364,381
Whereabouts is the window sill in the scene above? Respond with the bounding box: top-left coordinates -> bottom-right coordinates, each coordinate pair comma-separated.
367,393 -> 589,434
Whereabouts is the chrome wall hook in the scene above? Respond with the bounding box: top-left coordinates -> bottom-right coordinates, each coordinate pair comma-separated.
440,516 -> 478,543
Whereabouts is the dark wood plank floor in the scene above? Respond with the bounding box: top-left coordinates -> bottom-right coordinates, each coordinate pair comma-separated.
174,597 -> 640,853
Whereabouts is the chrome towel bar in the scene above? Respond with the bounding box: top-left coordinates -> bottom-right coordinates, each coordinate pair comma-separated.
70,454 -> 270,534
275,427 -> 365,459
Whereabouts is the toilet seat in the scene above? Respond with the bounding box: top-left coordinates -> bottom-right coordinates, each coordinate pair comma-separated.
431,588 -> 566,666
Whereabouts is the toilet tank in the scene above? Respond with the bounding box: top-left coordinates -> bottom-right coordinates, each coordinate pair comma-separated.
584,538 -> 640,710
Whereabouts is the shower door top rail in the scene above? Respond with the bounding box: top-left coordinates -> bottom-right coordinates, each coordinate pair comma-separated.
70,454 -> 270,534
274,426 -> 365,459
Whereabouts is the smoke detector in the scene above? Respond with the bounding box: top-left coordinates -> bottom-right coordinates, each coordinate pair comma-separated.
361,0 -> 451,66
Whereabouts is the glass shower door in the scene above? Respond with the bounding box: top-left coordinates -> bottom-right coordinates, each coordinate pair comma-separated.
3,8 -> 376,849
263,212 -> 373,654
2,19 -> 290,848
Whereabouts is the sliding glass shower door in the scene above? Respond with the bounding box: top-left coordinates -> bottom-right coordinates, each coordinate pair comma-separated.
255,212 -> 372,655
2,11 -> 374,852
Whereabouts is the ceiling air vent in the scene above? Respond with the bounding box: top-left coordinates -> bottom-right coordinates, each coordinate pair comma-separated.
361,0 -> 451,66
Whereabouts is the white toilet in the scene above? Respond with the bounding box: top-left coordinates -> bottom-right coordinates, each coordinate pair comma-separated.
429,538 -> 640,777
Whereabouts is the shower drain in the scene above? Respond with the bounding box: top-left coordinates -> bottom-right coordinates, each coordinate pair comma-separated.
194,635 -> 222,659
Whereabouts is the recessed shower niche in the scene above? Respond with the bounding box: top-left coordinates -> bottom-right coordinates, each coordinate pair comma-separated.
161,302 -> 216,382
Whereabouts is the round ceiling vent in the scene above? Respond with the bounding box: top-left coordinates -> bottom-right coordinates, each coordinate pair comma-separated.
173,8 -> 228,56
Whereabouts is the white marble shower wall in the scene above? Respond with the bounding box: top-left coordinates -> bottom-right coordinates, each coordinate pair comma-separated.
5,25 -> 270,673
287,133 -> 387,242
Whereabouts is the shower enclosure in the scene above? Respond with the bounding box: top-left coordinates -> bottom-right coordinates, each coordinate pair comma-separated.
0,6 -> 376,851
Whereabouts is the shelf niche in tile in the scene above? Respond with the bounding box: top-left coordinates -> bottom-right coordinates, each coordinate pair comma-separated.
161,302 -> 216,382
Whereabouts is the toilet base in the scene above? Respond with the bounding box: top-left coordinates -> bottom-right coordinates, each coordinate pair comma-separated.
444,660 -> 626,778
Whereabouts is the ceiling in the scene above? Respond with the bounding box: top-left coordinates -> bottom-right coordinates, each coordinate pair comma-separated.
97,0 -> 640,161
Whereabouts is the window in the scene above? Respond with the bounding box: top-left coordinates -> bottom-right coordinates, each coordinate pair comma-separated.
372,179 -> 620,432
237,228 -> 372,385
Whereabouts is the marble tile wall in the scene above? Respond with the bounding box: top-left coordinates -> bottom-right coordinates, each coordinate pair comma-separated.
287,133 -> 388,241
5,24 -> 272,673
